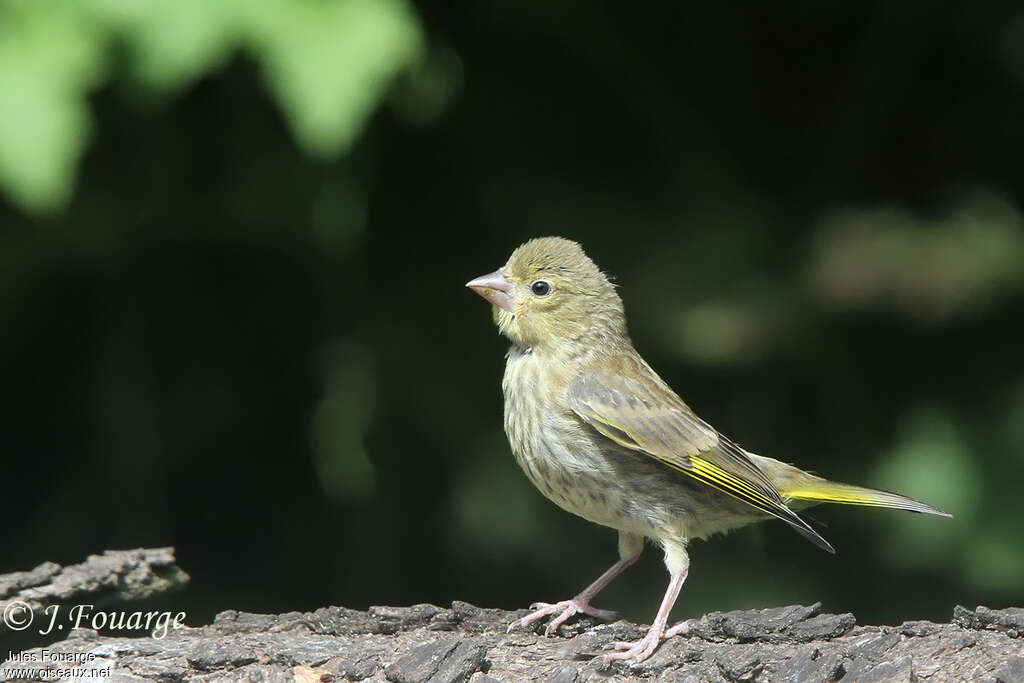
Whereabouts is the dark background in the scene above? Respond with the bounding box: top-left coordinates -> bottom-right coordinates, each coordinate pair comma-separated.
3,1 -> 1023,647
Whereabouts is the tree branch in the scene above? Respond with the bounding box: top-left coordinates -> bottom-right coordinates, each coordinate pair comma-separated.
2,551 -> 1022,682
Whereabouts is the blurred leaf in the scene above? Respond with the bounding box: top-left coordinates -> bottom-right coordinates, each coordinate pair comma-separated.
88,0 -> 239,90
670,297 -> 781,366
0,2 -> 105,212
873,408 -> 980,569
962,525 -> 1024,593
389,42 -> 463,126
807,191 -> 1024,321
0,0 -> 424,215
311,171 -> 367,254
310,340 -> 376,501
450,434 -> 546,557
242,0 -> 423,156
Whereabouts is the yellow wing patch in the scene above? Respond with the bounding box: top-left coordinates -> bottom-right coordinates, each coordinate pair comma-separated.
568,364 -> 836,553
688,457 -> 785,512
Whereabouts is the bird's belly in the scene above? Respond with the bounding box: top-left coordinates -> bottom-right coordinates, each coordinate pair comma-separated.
501,354 -> 766,542
502,361 -> 678,538
512,424 -> 628,529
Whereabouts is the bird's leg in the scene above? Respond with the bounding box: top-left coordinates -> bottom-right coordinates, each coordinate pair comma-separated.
510,532 -> 642,636
515,556 -> 634,634
603,541 -> 690,664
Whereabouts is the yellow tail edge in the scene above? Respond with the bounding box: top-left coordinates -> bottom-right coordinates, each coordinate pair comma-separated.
781,481 -> 952,518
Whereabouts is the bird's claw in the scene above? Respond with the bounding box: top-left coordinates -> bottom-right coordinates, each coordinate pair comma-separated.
601,620 -> 691,664
665,619 -> 691,638
603,633 -> 661,663
507,598 -> 617,635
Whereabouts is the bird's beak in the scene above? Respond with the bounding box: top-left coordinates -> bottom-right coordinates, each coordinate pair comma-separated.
466,268 -> 515,313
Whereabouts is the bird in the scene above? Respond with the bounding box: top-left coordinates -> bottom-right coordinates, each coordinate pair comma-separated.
465,236 -> 951,664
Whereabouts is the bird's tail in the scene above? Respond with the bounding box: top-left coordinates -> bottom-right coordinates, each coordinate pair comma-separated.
780,478 -> 951,516
748,454 -> 952,517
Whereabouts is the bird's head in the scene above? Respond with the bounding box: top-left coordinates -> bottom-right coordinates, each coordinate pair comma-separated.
466,237 -> 628,353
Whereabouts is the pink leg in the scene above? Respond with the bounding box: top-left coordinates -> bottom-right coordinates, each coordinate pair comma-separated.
601,567 -> 687,663
603,541 -> 691,664
510,534 -> 643,636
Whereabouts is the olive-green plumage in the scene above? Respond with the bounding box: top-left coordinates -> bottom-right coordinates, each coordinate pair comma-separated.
466,237 -> 950,663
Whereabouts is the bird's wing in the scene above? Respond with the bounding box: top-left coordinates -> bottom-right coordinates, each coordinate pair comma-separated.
567,357 -> 834,552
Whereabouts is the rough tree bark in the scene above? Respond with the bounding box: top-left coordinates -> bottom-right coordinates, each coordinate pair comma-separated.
1,548 -> 190,639
2,549 -> 1022,682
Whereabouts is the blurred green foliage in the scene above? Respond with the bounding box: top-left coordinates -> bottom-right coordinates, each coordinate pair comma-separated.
0,0 -> 421,212
1,0 -> 1022,639
311,340 -> 376,501
809,192 -> 1024,321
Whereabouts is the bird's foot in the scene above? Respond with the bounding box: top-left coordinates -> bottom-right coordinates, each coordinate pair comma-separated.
508,598 -> 618,635
602,619 -> 691,664
664,619 -> 691,638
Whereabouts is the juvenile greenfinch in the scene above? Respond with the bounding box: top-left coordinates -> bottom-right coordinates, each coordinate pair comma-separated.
466,237 -> 950,664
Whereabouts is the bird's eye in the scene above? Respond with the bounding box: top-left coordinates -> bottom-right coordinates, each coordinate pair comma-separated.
531,280 -> 551,296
